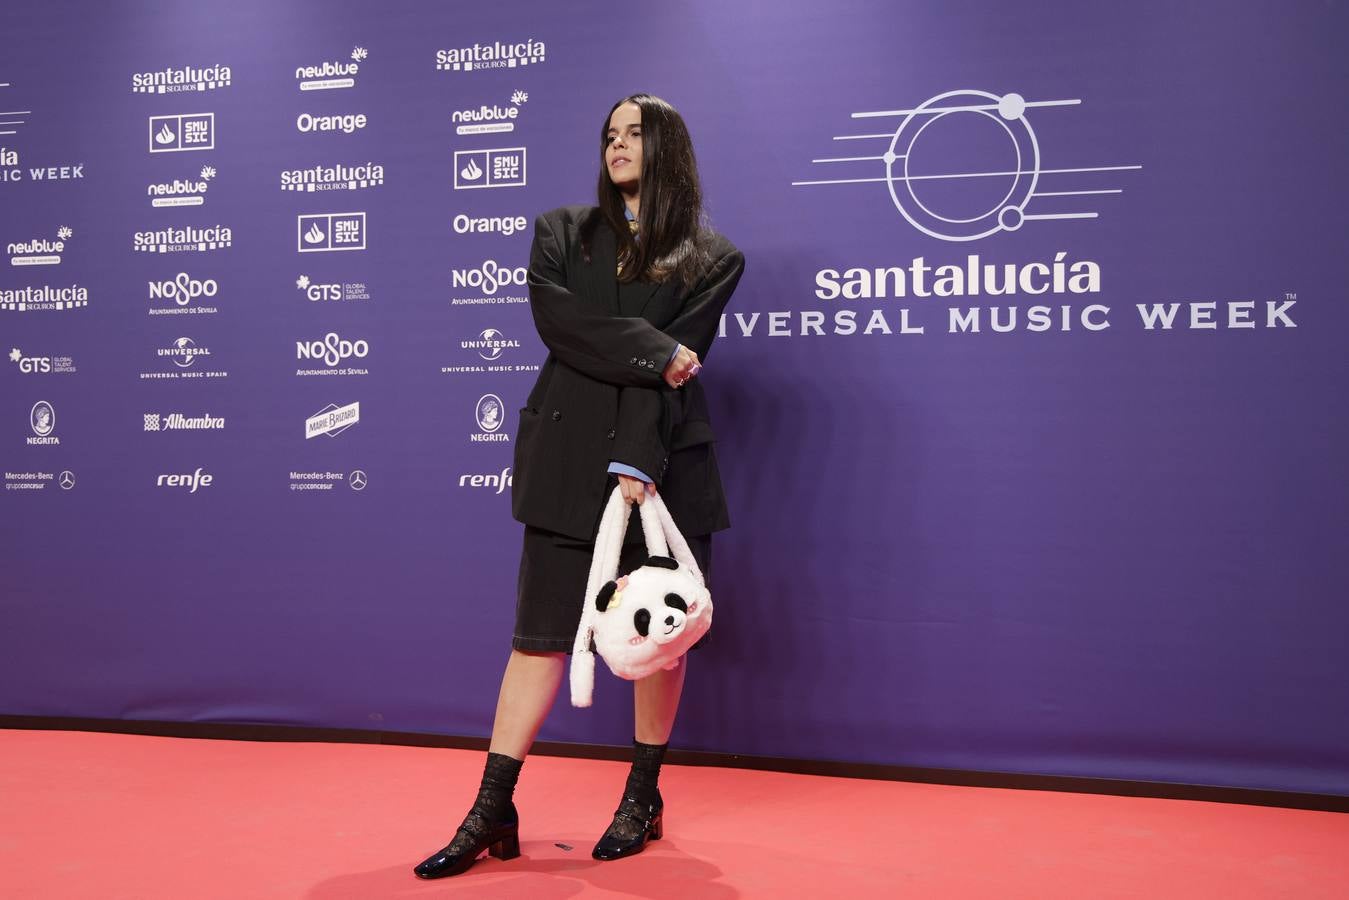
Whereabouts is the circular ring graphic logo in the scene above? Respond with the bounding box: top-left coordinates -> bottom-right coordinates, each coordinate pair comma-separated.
476,393 -> 503,433
348,469 -> 367,491
885,90 -> 1038,242
59,470 -> 76,490
31,401 -> 55,436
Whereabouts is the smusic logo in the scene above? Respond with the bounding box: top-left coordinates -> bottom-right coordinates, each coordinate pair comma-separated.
149,113 -> 215,152
132,64 -> 232,94
453,147 -> 525,189
298,213 -> 365,252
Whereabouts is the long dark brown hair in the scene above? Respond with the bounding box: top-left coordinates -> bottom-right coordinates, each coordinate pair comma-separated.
581,93 -> 713,287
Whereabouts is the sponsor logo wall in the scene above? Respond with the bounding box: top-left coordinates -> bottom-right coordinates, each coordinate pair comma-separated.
1,2 -> 1342,797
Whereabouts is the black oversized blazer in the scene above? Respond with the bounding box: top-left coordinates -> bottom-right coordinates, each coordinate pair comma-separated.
510,204 -> 746,542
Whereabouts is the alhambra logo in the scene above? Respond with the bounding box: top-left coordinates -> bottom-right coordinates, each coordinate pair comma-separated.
453,90 -> 527,135
131,63 -> 232,94
133,224 -> 232,253
435,38 -> 545,73
792,89 -> 1141,241
8,226 -> 72,266
281,161 -> 384,192
296,46 -> 368,91
148,166 -> 216,207
148,113 -> 215,153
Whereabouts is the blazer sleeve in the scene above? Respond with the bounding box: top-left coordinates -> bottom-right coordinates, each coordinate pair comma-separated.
527,213 -> 674,388
609,386 -> 674,486
609,247 -> 747,486
657,247 -> 746,363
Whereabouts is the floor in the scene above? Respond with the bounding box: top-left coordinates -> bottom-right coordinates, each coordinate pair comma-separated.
1,729 -> 1345,898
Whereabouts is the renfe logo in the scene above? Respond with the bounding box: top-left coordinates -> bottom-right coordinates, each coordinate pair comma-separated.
157,467 -> 213,492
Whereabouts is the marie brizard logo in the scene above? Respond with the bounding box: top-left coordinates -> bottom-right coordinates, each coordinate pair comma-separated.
792,90 -> 1141,241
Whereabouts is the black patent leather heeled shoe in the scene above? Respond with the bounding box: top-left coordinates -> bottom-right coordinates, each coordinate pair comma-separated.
591,793 -> 664,861
413,801 -> 520,879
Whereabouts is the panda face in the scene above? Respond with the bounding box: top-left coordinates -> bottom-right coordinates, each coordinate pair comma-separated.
633,593 -> 692,640
593,557 -> 706,648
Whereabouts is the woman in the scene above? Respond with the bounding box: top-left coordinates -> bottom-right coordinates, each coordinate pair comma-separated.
414,93 -> 745,879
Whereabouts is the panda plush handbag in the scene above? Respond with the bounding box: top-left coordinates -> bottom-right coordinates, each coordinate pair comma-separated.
570,484 -> 712,707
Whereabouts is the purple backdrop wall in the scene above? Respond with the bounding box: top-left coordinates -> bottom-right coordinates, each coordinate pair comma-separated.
3,0 -> 1346,795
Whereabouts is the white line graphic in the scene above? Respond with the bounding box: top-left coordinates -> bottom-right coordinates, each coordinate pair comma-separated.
792,90 -> 1141,241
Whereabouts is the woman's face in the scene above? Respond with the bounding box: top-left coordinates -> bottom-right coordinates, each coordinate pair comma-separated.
605,102 -> 642,192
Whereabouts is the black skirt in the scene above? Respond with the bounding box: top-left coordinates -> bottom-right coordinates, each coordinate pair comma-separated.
513,509 -> 712,654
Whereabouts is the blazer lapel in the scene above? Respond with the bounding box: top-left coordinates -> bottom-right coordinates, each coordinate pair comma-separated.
583,222 -> 621,315
577,216 -> 676,319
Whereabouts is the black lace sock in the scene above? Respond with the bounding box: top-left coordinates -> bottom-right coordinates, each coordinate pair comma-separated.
601,739 -> 667,843
443,751 -> 523,854
625,739 -> 667,808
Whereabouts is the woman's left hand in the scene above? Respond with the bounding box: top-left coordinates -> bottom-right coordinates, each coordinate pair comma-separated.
617,473 -> 656,504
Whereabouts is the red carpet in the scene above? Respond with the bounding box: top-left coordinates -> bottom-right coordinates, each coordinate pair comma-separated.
1,729 -> 1345,898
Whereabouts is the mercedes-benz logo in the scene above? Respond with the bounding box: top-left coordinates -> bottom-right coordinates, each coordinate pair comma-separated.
348,469 -> 367,491
59,470 -> 76,490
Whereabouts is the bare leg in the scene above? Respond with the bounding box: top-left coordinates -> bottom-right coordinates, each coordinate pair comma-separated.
633,655 -> 688,745
488,649 -> 566,760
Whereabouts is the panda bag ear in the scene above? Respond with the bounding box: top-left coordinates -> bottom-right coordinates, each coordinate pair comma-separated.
596,580 -> 618,612
643,555 -> 679,570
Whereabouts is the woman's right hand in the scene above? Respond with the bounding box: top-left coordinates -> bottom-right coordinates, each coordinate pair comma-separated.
617,473 -> 656,504
662,345 -> 702,389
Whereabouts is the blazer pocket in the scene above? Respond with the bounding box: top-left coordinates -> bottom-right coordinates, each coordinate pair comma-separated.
670,419 -> 716,451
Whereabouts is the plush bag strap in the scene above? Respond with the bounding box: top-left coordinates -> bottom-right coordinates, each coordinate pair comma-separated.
639,490 -> 705,589
570,485 -> 632,707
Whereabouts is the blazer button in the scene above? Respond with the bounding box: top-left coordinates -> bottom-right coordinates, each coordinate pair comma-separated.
606,429 -> 616,439
630,357 -> 638,364
551,410 -> 562,421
